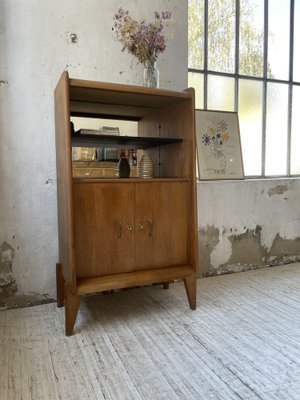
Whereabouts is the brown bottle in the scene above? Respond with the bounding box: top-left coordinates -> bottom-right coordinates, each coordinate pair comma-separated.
118,150 -> 130,178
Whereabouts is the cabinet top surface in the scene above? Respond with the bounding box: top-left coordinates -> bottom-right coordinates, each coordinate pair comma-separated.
66,75 -> 193,119
55,71 -> 195,122
69,77 -> 190,100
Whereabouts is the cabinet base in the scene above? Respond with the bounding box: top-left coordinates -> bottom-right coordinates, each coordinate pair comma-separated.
56,264 -> 197,336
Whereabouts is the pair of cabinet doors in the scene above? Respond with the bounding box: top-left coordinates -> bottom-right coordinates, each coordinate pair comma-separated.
73,181 -> 189,279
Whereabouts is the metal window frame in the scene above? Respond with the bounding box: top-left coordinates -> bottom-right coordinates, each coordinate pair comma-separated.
188,0 -> 300,178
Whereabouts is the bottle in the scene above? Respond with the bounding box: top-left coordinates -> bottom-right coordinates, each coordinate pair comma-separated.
118,150 -> 130,178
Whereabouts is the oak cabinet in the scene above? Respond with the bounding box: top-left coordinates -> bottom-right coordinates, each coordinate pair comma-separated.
54,72 -> 198,335
73,180 -> 188,277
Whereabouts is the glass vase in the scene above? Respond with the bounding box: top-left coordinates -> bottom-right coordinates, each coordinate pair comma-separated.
143,61 -> 160,88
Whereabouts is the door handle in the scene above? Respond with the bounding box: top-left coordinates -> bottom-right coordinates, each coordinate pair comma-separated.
115,220 -> 122,238
147,218 -> 153,237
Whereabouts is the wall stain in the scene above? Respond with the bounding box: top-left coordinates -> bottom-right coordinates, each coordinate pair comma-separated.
267,233 -> 300,265
0,241 -> 17,305
268,184 -> 288,197
227,225 -> 267,266
199,225 -> 300,277
0,79 -> 8,86
0,241 -> 54,310
2,293 -> 54,310
198,226 -> 219,276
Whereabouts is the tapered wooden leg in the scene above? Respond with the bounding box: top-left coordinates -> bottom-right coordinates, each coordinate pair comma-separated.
56,263 -> 65,307
65,284 -> 80,336
163,282 -> 170,289
184,276 -> 197,310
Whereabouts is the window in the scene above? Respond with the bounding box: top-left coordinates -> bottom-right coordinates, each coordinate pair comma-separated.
188,0 -> 300,177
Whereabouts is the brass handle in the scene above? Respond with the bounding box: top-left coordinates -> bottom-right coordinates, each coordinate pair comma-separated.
147,218 -> 153,237
127,224 -> 133,231
138,223 -> 144,230
116,220 -> 122,238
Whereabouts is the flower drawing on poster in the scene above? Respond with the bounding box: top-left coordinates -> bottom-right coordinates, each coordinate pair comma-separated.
201,119 -> 233,175
196,111 -> 244,180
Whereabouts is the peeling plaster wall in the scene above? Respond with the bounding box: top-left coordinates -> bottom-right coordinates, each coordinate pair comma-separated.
198,179 -> 300,276
0,0 -> 187,308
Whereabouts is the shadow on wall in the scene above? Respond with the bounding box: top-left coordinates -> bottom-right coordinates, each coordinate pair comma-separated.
198,225 -> 300,277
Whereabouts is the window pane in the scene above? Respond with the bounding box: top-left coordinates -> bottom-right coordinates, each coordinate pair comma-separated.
294,0 -> 300,82
265,83 -> 288,175
188,0 -> 205,69
268,0 -> 290,80
239,0 -> 264,77
291,85 -> 300,174
238,79 -> 263,175
207,75 -> 234,111
188,72 -> 204,109
208,0 -> 235,73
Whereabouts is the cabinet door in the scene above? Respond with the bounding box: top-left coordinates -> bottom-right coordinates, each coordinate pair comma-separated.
134,181 -> 188,270
73,183 -> 135,278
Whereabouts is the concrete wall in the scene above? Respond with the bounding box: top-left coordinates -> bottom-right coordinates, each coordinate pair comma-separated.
198,179 -> 300,276
1,0 -> 300,309
0,0 -> 187,308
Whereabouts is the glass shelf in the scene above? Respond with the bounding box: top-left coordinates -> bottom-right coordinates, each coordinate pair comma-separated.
71,132 -> 183,149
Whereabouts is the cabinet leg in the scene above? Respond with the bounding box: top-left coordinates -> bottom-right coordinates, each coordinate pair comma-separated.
56,263 -> 65,307
163,282 -> 170,289
184,276 -> 197,310
65,284 -> 80,336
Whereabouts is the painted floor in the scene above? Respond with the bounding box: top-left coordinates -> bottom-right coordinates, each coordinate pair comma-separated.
1,263 -> 300,399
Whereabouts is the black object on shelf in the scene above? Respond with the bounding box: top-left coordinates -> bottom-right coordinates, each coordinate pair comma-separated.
118,151 -> 130,178
71,130 -> 183,149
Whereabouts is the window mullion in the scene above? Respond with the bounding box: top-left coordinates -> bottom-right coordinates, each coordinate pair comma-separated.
204,0 -> 208,109
234,0 -> 240,112
261,0 -> 269,177
287,0 -> 295,176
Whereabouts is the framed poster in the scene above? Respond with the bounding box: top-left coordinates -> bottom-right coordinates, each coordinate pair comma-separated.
196,110 -> 244,180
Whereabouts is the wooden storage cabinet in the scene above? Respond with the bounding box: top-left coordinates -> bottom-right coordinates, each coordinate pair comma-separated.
55,72 -> 198,335
73,180 -> 188,279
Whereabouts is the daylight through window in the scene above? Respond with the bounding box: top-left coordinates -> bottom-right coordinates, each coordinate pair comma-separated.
188,0 -> 300,177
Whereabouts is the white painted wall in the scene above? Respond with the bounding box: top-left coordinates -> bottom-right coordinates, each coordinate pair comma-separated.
0,0 -> 187,301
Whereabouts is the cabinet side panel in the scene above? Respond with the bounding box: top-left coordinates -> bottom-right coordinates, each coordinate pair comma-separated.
186,88 -> 198,274
54,72 -> 76,287
158,91 -> 198,273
